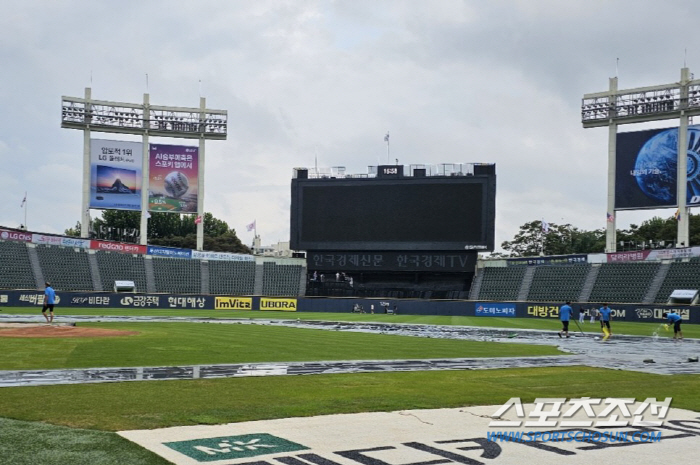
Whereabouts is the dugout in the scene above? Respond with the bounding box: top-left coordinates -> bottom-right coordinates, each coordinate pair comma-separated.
667,289 -> 700,305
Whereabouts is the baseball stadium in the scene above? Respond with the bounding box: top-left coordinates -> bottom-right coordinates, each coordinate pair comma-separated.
1,77 -> 700,465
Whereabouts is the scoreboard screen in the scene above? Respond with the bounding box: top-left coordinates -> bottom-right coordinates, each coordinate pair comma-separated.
290,173 -> 495,251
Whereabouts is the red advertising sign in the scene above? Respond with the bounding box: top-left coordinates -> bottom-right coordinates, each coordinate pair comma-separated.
90,240 -> 147,254
606,249 -> 652,262
0,229 -> 32,242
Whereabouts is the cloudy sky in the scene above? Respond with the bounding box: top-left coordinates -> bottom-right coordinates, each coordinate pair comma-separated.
1,0 -> 697,252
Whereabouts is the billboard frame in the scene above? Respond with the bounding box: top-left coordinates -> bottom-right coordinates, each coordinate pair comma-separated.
62,88 -> 227,250
582,68 -> 696,252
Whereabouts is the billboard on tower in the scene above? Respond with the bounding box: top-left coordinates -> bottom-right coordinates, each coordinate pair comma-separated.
148,144 -> 199,213
615,125 -> 700,210
89,139 -> 143,211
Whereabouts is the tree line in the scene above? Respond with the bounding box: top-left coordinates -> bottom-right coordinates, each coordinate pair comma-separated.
65,210 -> 251,254
497,213 -> 700,257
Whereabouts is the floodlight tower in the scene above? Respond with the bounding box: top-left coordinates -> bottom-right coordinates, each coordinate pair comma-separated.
61,88 -> 227,250
582,68 -> 700,252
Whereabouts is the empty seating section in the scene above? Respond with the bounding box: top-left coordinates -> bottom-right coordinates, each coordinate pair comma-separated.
36,245 -> 93,291
0,241 -> 36,289
209,260 -> 256,295
152,257 -> 201,294
527,264 -> 590,302
588,262 -> 660,304
262,262 -> 303,296
0,241 -> 311,296
476,267 -> 525,301
10,239 -> 700,303
654,259 -> 700,303
95,251 -> 148,292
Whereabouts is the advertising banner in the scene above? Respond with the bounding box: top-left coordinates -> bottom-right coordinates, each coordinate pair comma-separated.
607,246 -> 700,262
615,125 -> 700,210
61,237 -> 91,249
606,250 -> 652,263
215,297 -> 253,310
0,229 -> 32,242
31,234 -> 63,246
191,251 -> 255,262
649,247 -> 697,260
90,139 -> 143,210
90,240 -> 147,254
32,234 -> 90,249
260,298 -> 297,311
0,291 -> 62,306
147,246 -> 192,259
521,301 -> 698,323
149,144 -> 198,213
0,291 -> 698,324
506,255 -> 588,267
475,302 -> 516,317
308,251 -> 476,272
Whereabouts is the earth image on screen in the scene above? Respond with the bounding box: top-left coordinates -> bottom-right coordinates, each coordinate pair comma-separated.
635,127 -> 700,204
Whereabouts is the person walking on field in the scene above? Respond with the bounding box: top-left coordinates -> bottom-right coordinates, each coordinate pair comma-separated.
578,307 -> 586,324
599,303 -> 612,337
42,282 -> 56,323
558,301 -> 574,338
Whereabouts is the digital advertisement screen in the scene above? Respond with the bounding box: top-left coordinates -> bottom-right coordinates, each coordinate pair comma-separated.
89,139 -> 142,210
615,125 -> 700,210
290,175 -> 496,251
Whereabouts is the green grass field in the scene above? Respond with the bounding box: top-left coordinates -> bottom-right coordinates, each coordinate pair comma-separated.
0,307 -> 698,465
0,321 -> 562,370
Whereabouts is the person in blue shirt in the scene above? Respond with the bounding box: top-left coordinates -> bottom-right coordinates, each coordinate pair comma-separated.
558,301 -> 574,338
599,303 -> 612,337
42,282 -> 56,323
663,312 -> 683,340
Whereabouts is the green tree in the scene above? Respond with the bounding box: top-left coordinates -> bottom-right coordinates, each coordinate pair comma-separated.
616,214 -> 700,249
64,221 -> 82,237
503,222 -> 604,256
500,214 -> 700,257
500,220 -> 549,257
571,229 -> 606,254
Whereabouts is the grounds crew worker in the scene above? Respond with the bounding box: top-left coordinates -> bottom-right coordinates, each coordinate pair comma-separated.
42,282 -> 56,323
558,301 -> 573,338
663,311 -> 683,340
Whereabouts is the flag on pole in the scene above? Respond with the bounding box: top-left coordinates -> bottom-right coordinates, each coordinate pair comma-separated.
674,209 -> 681,221
541,220 -> 549,234
20,193 -> 26,208
246,220 -> 256,232
194,215 -> 202,224
606,212 -> 615,222
384,132 -> 390,142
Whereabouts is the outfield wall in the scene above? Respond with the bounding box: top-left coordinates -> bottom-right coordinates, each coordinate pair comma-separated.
1,290 -> 697,324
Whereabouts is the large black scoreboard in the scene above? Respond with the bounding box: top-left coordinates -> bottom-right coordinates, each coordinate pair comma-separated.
290,165 -> 496,253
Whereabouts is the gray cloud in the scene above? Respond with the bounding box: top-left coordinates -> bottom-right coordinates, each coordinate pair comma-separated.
0,0 -> 696,250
